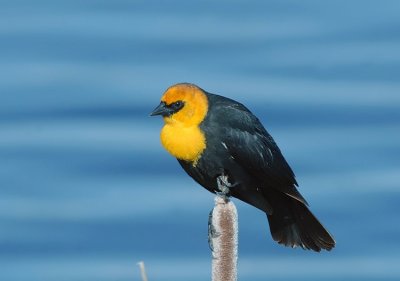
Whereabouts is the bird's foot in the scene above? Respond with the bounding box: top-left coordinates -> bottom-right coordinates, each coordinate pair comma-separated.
216,174 -> 237,199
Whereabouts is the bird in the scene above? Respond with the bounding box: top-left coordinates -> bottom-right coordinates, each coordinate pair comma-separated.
150,83 -> 335,252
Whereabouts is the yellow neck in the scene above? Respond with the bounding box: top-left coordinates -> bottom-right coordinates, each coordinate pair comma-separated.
160,122 -> 206,165
158,83 -> 209,165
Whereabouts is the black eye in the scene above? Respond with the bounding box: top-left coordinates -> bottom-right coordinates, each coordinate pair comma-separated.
170,100 -> 184,110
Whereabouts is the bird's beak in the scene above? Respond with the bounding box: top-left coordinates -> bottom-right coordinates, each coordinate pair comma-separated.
150,101 -> 169,116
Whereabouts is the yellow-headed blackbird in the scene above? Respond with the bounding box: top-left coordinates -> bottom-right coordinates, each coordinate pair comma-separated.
151,83 -> 335,251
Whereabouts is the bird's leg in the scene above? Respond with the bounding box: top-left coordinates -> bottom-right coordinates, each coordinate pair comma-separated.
216,174 -> 232,199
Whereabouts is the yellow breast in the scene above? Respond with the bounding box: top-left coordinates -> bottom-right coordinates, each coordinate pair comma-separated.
160,122 -> 206,165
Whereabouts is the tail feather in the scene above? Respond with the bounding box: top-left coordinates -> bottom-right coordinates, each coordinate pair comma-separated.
266,194 -> 335,252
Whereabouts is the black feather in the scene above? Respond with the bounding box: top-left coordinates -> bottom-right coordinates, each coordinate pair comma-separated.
178,90 -> 335,251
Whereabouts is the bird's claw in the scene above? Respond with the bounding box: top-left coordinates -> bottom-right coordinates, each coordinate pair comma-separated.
216,174 -> 235,198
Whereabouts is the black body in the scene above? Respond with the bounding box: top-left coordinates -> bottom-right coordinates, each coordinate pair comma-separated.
178,93 -> 335,251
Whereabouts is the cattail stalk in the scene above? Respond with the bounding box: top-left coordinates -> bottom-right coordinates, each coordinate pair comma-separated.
137,261 -> 148,281
210,195 -> 238,281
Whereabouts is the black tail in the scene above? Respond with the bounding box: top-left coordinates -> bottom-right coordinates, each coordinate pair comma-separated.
266,194 -> 335,252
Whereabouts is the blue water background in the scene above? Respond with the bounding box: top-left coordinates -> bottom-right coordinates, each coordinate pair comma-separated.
1,1 -> 400,280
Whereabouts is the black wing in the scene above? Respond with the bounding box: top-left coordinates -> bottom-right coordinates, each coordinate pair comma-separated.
205,94 -> 308,205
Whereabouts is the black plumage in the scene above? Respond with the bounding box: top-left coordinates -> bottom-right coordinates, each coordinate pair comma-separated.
151,83 -> 335,251
177,92 -> 335,251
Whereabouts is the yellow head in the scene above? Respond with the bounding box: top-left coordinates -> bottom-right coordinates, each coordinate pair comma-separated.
150,83 -> 209,164
150,83 -> 208,127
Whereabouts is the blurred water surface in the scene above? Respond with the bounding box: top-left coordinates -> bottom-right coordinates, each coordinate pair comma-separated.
1,1 -> 400,280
